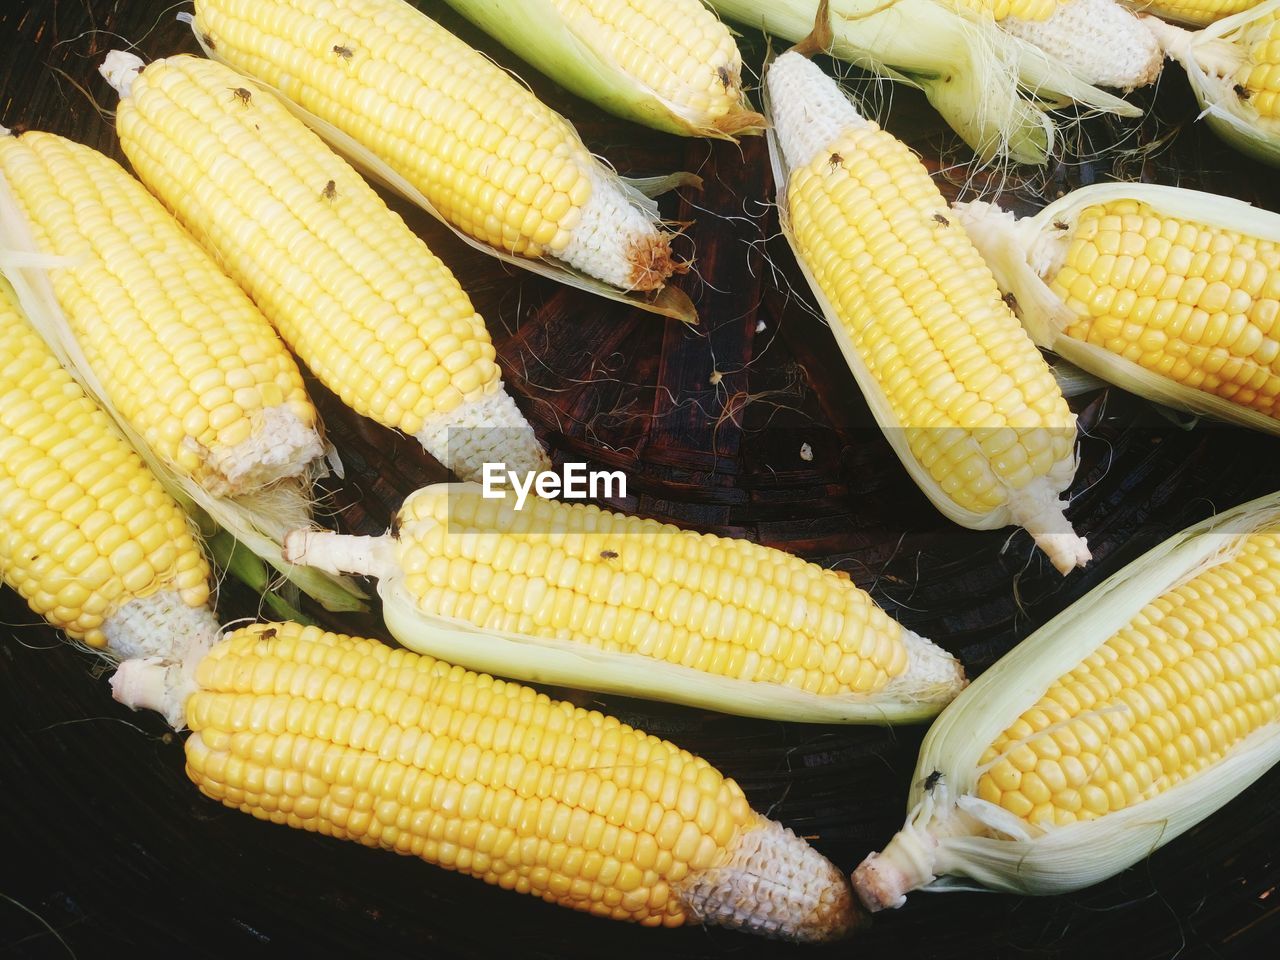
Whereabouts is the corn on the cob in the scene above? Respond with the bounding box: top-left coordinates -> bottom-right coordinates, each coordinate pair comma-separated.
955,183 -> 1280,434
0,278 -> 217,725
439,0 -> 762,139
111,620 -> 861,940
103,52 -> 547,484
1124,0 -> 1261,27
190,0 -> 680,299
279,482 -> 965,723
852,491 -> 1280,908
1146,0 -> 1280,165
765,51 -> 1087,574
0,130 -> 323,498
708,0 -> 1149,165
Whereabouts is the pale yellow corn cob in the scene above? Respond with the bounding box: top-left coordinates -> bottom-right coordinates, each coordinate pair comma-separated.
1126,0 -> 1262,27
106,52 -> 547,483
281,483 -> 966,722
767,52 -> 1087,574
950,0 -> 1065,18
0,131 -> 322,497
851,493 -> 1280,908
112,621 -> 861,940
1049,199 -> 1280,417
192,0 -> 677,291
0,279 -> 218,709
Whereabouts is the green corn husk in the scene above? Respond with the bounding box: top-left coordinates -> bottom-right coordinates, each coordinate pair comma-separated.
956,182 -> 1280,435
852,491 -> 1280,907
1146,0 -> 1280,167
439,0 -> 764,138
708,0 -> 1141,165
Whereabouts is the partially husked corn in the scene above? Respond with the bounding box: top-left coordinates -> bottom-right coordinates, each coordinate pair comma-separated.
108,52 -> 547,482
113,621 -> 860,940
0,279 -> 216,680
281,483 -> 966,723
1048,199 -> 1280,418
851,493 -> 1280,909
1235,8 -> 1280,114
192,0 -> 677,291
0,130 -> 322,497
767,51 -> 1086,574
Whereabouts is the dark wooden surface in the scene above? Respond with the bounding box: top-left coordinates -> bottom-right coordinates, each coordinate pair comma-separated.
3,3 -> 1280,958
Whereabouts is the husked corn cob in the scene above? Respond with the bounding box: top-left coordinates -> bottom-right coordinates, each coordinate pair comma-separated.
852,492 -> 1280,908
955,183 -> 1280,433
0,130 -> 323,497
1146,0 -> 1280,164
0,279 -> 217,722
112,621 -> 861,940
280,483 -> 965,723
103,53 -> 547,483
1125,0 -> 1261,27
765,51 -> 1087,575
441,0 -> 763,138
192,0 -> 679,294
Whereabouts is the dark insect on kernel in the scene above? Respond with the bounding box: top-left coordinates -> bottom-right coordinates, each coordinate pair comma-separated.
923,770 -> 943,792
1003,292 -> 1019,311
201,32 -> 216,50
334,44 -> 354,60
322,180 -> 337,201
231,87 -> 252,106
1235,83 -> 1253,100
1053,220 -> 1069,231
716,65 -> 732,90
932,213 -> 950,227
600,549 -> 619,560
827,152 -> 843,171
259,627 -> 278,640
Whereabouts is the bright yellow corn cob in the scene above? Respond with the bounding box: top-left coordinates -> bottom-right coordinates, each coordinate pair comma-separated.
104,53 -> 547,484
280,483 -> 965,723
441,0 -> 763,138
111,620 -> 861,940
765,51 -> 1087,575
955,183 -> 1280,433
852,492 -> 1280,908
1145,0 -> 1280,164
0,278 -> 218,716
0,130 -> 323,497
191,0 -> 678,293
1126,0 -> 1261,27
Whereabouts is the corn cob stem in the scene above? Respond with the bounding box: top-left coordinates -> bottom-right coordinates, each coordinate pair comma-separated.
103,51 -> 548,483
111,622 -> 861,940
282,483 -> 966,723
766,50 -> 1088,575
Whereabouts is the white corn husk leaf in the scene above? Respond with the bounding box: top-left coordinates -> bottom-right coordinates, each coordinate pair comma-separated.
708,0 -> 1139,164
439,0 -> 764,139
307,482 -> 964,724
185,18 -> 700,325
0,168 -> 367,614
1152,0 -> 1280,167
898,491 -> 1280,896
957,181 -> 1280,435
1049,359 -> 1108,397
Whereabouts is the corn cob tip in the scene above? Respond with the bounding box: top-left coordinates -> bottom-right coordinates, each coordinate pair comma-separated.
676,812 -> 863,941
889,629 -> 968,702
559,167 -> 679,291
767,51 -> 870,173
414,382 -> 550,482
99,49 -> 144,98
195,404 -> 326,497
1001,0 -> 1165,92
104,590 -> 221,664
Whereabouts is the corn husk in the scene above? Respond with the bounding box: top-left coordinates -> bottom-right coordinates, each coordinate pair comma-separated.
439,0 -> 764,138
184,16 -> 700,324
1146,0 -> 1280,167
285,482 -> 967,724
709,0 -> 1140,165
854,491 -> 1280,904
0,166 -> 367,614
956,181 -> 1280,435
